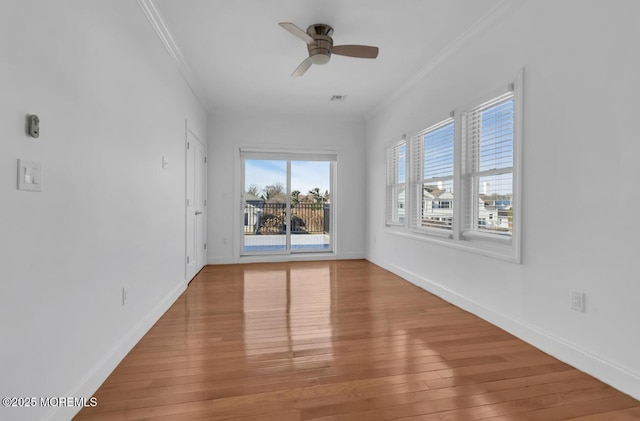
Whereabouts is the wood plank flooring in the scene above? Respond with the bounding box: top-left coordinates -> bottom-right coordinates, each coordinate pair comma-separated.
75,260 -> 640,420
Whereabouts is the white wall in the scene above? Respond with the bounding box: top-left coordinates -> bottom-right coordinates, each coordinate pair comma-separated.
366,0 -> 640,399
207,113 -> 365,263
0,1 -> 206,420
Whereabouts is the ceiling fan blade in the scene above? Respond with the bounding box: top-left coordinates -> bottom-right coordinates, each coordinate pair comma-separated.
292,57 -> 312,77
333,45 -> 379,59
279,22 -> 314,44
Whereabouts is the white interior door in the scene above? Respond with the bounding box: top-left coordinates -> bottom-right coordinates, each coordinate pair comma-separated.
186,128 -> 207,281
194,137 -> 206,270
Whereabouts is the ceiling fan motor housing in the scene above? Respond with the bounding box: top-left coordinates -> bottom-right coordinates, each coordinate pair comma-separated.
307,24 -> 333,65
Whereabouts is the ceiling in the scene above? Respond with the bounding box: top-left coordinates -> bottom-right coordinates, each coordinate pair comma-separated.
151,0 -> 504,119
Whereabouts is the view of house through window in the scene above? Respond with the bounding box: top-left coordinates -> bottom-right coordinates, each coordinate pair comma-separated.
242,156 -> 333,254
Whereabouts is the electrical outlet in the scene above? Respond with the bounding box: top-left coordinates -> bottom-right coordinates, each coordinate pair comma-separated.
570,291 -> 585,312
122,286 -> 128,306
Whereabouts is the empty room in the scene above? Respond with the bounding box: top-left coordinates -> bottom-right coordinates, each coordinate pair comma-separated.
1,0 -> 639,420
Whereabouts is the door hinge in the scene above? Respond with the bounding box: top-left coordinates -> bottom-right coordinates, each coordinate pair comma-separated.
204,243 -> 207,250
204,156 -> 207,163
204,200 -> 207,206
187,142 -> 190,149
187,198 -> 190,206
186,256 -> 190,264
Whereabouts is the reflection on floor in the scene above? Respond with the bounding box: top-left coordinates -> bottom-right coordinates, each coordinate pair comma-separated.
75,260 -> 640,420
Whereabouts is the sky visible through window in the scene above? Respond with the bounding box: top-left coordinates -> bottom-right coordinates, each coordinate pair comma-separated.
397,143 -> 406,183
479,98 -> 514,197
245,160 -> 331,196
423,122 -> 454,181
480,99 -> 514,172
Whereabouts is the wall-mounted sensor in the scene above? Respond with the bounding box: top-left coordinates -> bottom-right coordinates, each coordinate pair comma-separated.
28,115 -> 40,138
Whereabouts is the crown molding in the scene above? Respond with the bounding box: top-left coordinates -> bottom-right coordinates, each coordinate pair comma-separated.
365,0 -> 523,120
136,0 -> 209,111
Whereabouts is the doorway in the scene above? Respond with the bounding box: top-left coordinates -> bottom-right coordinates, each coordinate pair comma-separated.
186,127 -> 207,280
241,151 -> 335,255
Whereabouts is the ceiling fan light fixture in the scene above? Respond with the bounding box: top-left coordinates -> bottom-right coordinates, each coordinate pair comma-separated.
310,53 -> 330,65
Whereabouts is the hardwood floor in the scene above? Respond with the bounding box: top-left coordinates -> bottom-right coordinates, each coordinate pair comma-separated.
75,260 -> 640,420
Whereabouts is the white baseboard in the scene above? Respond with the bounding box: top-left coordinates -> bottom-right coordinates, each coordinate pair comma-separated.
46,280 -> 187,421
208,252 -> 365,265
208,255 -> 235,265
338,252 -> 366,260
369,257 -> 640,401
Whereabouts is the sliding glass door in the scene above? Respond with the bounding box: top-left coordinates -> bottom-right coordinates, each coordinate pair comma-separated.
242,151 -> 334,255
243,159 -> 287,252
290,160 -> 331,251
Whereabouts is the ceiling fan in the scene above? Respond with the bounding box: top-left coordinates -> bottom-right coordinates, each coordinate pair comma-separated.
279,22 -> 379,77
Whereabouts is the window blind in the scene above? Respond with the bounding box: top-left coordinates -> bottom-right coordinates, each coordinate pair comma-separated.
410,120 -> 454,232
240,149 -> 337,162
465,93 -> 514,237
386,140 -> 406,225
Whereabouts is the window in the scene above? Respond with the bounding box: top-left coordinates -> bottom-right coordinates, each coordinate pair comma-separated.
463,92 -> 515,238
384,71 -> 522,262
410,119 -> 455,234
386,139 -> 406,226
459,73 -> 522,262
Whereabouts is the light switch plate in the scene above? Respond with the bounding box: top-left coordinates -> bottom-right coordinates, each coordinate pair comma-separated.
17,159 -> 42,192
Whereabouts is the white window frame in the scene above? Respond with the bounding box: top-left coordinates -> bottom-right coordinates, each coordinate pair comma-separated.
458,71 -> 523,262
409,117 -> 455,238
385,138 -> 406,227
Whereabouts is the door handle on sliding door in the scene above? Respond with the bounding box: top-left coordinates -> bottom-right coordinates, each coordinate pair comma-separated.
195,211 -> 203,215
